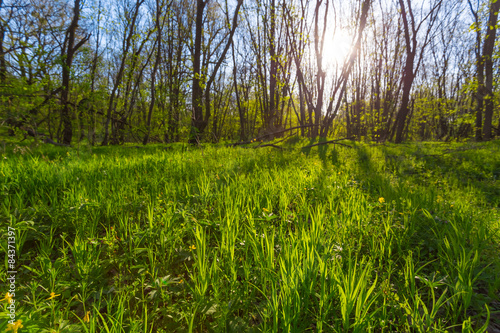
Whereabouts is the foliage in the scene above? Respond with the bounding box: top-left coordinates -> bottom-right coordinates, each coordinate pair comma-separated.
1,139 -> 499,331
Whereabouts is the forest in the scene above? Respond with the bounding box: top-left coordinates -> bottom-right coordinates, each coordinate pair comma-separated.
1,0 -> 499,145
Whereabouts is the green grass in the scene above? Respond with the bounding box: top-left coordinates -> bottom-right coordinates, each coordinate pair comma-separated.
1,139 -> 500,332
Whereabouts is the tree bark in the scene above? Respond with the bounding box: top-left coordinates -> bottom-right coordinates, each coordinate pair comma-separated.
482,0 -> 500,140
469,0 -> 484,141
231,40 -> 247,141
143,0 -> 166,145
61,0 -> 89,145
190,0 -> 243,143
393,0 -> 442,143
320,0 -> 372,137
102,0 -> 145,145
0,0 -> 6,83
190,0 -> 206,143
267,0 -> 278,133
393,0 -> 416,144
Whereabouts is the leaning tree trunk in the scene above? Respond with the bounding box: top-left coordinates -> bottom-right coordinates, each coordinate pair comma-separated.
393,0 -> 416,144
393,58 -> 415,143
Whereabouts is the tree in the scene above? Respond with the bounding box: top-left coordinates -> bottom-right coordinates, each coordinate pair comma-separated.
101,0 -> 146,145
162,0 -> 190,143
365,0 -> 404,142
283,0 -> 372,138
60,0 -> 90,145
0,0 -> 13,82
392,0 -> 442,143
190,0 -> 243,143
481,0 -> 500,140
143,0 -> 169,144
285,0 -> 328,138
242,0 -> 293,139
1,0 -> 498,145
320,0 -> 372,137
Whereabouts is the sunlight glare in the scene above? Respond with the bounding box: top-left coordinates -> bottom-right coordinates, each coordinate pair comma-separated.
323,29 -> 353,68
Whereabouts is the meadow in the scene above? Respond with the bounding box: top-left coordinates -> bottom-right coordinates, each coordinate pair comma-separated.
1,138 -> 500,332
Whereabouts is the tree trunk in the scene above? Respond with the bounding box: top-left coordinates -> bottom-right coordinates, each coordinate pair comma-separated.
482,0 -> 500,140
190,0 -> 206,144
266,0 -> 278,134
393,58 -> 415,143
102,0 -> 145,145
320,0 -> 372,137
0,4 -> 6,83
393,0 -> 442,143
143,0 -> 164,145
393,0 -> 416,144
61,0 -> 89,145
88,0 -> 102,145
190,0 -> 243,143
232,41 -> 247,141
299,83 -> 306,136
469,0 -> 484,141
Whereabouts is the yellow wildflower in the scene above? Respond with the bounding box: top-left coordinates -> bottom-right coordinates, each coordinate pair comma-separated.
262,208 -> 269,213
0,292 -> 13,303
189,245 -> 196,251
83,311 -> 90,323
379,197 -> 385,204
47,292 -> 60,300
5,319 -> 23,333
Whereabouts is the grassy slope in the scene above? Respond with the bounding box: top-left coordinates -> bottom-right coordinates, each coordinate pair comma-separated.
1,139 -> 499,332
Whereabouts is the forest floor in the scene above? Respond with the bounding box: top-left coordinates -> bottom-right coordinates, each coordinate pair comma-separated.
1,138 -> 500,332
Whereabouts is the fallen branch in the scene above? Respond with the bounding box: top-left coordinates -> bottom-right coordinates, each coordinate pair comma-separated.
263,132 -> 295,146
43,137 -> 71,147
18,126 -> 70,147
256,124 -> 320,140
228,124 -> 319,147
417,145 -> 482,158
301,137 -> 355,149
253,144 -> 283,150
238,137 -> 354,151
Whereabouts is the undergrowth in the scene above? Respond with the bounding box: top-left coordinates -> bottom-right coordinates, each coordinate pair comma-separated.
1,138 -> 499,332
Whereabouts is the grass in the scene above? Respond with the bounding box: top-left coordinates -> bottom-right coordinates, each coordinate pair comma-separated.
1,138 -> 500,332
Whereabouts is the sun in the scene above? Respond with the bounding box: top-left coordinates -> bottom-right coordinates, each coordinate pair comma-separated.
322,29 -> 353,68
